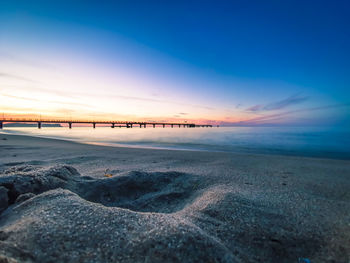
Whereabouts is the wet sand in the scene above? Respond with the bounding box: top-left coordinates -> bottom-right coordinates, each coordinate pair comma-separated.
0,133 -> 349,262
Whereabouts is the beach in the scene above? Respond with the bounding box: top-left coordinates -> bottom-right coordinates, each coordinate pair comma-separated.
0,133 -> 349,262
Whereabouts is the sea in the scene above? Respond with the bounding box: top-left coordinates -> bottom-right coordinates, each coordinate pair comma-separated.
1,126 -> 350,160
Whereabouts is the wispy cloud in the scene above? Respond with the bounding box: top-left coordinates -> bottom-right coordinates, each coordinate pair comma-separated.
245,94 -> 309,112
0,72 -> 40,83
238,103 -> 350,125
0,93 -> 92,108
245,104 -> 263,112
2,85 -> 78,99
264,94 -> 309,111
106,94 -> 214,110
3,84 -> 215,111
0,52 -> 56,70
173,112 -> 188,117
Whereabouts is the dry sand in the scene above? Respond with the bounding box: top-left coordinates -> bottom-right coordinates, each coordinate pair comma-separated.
0,133 -> 349,262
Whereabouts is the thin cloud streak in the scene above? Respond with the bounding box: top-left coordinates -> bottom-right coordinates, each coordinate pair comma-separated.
264,94 -> 309,111
108,95 -> 215,110
237,103 -> 350,125
0,93 -> 92,109
245,94 -> 309,112
3,85 -> 215,111
0,72 -> 40,83
0,52 -> 57,70
245,105 -> 262,112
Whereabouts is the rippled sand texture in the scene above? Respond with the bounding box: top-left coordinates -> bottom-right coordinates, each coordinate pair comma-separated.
0,134 -> 349,262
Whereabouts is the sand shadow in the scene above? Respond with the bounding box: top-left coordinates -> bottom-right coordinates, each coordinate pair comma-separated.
0,165 -> 204,214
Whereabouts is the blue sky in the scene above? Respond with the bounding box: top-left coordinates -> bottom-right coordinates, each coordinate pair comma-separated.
0,0 -> 349,126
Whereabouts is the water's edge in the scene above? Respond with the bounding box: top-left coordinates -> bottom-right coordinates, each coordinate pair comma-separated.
1,127 -> 349,160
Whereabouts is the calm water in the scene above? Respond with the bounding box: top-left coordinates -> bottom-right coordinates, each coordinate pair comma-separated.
1,126 -> 350,159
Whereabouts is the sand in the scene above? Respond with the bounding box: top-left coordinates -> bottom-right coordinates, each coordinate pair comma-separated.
0,133 -> 349,263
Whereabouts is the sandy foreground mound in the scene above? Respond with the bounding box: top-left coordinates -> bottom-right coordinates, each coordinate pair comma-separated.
0,165 -> 349,262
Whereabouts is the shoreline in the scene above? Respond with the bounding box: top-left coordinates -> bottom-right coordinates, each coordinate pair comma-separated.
1,130 -> 350,161
0,133 -> 349,262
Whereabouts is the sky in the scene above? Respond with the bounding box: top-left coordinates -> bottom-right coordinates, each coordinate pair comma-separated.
0,0 -> 349,127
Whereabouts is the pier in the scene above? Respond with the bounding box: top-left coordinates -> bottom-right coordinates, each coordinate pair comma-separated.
0,118 -> 214,129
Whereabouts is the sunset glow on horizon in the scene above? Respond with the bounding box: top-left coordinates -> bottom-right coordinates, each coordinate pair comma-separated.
1,1 -> 349,127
